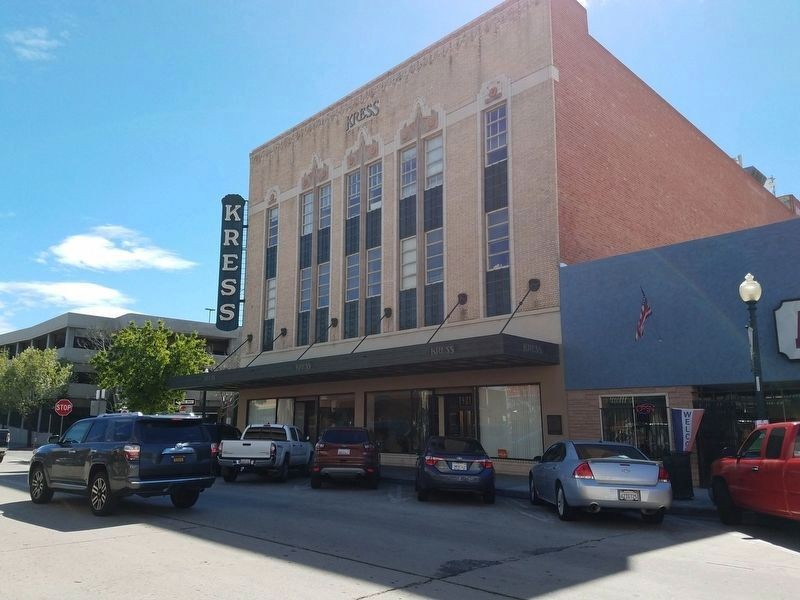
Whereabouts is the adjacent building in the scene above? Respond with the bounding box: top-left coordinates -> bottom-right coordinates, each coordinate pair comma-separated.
175,0 -> 795,473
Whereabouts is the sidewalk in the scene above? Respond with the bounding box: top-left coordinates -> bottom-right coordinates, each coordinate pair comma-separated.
381,466 -> 717,518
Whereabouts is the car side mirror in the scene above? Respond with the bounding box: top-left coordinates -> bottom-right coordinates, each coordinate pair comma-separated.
721,446 -> 737,458
533,455 -> 542,462
48,435 -> 60,444
306,436 -> 310,441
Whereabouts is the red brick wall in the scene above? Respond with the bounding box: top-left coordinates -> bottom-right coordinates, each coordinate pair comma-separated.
550,0 -> 793,264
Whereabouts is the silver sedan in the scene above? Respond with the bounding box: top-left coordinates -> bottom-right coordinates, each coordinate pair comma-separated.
529,441 -> 672,524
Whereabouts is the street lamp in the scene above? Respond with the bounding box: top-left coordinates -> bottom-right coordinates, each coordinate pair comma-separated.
738,273 -> 767,423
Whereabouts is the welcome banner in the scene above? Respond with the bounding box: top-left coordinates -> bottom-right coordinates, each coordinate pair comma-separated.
670,408 -> 705,453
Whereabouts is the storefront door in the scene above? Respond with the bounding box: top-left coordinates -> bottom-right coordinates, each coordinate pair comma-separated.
294,398 -> 318,443
443,393 -> 476,439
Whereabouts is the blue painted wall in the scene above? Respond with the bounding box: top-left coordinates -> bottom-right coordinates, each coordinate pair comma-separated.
561,219 -> 800,390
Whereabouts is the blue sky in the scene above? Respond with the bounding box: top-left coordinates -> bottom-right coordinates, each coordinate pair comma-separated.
1,0 -> 797,334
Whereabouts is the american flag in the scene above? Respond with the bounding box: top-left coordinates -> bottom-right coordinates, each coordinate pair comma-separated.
635,288 -> 653,341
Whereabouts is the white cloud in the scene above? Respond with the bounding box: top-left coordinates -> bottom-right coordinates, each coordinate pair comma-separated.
0,281 -> 134,332
4,27 -> 64,61
46,225 -> 197,271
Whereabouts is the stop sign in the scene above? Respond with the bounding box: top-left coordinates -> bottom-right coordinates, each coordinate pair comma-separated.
54,398 -> 73,417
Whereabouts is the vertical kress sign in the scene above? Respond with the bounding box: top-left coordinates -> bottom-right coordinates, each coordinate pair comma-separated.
216,194 -> 246,331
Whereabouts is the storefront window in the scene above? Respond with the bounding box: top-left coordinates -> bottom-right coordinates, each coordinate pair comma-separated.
478,385 -> 542,460
368,390 -> 435,454
600,395 -> 669,460
248,399 -> 277,425
277,398 -> 294,425
319,395 -> 355,431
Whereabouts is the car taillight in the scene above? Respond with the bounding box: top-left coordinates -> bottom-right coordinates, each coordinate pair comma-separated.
270,442 -> 276,459
658,465 -> 670,483
424,455 -> 441,467
211,443 -> 218,458
573,462 -> 594,479
480,459 -> 494,470
123,444 -> 140,462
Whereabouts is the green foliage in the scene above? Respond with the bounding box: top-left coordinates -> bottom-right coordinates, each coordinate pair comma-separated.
0,348 -> 72,415
91,320 -> 213,414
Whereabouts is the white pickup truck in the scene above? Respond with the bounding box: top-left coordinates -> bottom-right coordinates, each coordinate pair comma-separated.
218,424 -> 313,483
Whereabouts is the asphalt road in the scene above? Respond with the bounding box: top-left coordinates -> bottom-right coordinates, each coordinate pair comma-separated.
0,450 -> 797,599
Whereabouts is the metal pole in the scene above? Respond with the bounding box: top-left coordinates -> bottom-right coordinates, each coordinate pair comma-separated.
201,389 -> 208,420
748,301 -> 767,421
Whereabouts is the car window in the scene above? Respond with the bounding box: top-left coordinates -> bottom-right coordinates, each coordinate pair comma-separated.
244,427 -> 288,441
426,437 -> 485,454
765,428 -> 786,459
554,443 -> 566,462
62,420 -> 93,444
795,430 -> 800,458
109,420 -> 134,442
84,420 -> 110,443
575,443 -> 647,461
293,427 -> 304,441
740,430 -> 767,458
541,444 -> 559,462
321,429 -> 368,444
136,420 -> 208,444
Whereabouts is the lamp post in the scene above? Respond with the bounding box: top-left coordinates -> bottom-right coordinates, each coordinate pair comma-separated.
739,273 -> 768,423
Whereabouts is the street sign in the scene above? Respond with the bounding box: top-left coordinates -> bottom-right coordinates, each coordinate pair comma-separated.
54,399 -> 73,417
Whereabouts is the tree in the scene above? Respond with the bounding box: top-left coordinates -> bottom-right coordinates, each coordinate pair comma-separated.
91,320 -> 213,414
0,348 -> 72,416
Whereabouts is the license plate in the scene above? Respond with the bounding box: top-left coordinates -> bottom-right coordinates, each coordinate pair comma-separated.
451,462 -> 468,471
172,455 -> 185,464
337,448 -> 351,456
618,489 -> 641,501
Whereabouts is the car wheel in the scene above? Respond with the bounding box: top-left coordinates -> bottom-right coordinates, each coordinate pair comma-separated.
89,470 -> 116,516
29,465 -> 53,504
171,489 -> 200,509
483,488 -> 496,505
529,476 -> 542,505
310,473 -> 322,489
713,479 -> 742,525
556,483 -> 575,521
641,509 -> 665,524
222,468 -> 238,483
276,458 -> 290,482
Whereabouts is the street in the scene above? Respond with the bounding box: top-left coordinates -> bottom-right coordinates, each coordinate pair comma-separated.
0,450 -> 797,599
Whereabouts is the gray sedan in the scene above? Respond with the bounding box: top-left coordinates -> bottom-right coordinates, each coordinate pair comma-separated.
529,441 -> 672,523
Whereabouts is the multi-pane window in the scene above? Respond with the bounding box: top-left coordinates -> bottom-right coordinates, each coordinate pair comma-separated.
400,146 -> 417,199
347,172 -> 361,219
299,267 -> 312,312
485,104 -> 508,166
301,192 -> 314,235
425,135 -> 443,189
368,162 -> 382,211
319,185 -> 331,229
267,207 -> 279,247
487,208 -> 509,270
401,237 -> 417,290
425,229 -> 444,284
367,247 -> 382,297
317,263 -> 330,308
346,254 -> 359,302
265,278 -> 276,320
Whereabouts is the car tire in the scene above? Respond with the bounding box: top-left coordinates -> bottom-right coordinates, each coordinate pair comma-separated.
29,464 -> 53,504
483,488 -> 496,505
222,468 -> 238,483
366,473 -> 380,489
310,473 -> 322,489
88,470 -> 116,516
417,489 -> 429,502
641,509 -> 665,524
276,458 -> 290,483
171,489 -> 200,509
529,476 -> 542,505
556,483 -> 575,521
713,479 -> 742,525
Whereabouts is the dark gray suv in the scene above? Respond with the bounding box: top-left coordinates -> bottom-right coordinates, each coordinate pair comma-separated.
29,413 -> 215,516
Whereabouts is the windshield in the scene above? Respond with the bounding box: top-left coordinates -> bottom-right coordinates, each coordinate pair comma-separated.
244,427 -> 287,441
321,429 -> 368,444
574,443 -> 647,460
426,437 -> 486,455
136,420 -> 208,444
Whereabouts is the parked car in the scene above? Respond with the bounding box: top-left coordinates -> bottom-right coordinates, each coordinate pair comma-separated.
0,428 -> 9,463
529,441 -> 672,523
28,413 -> 216,516
415,436 -> 495,504
710,421 -> 800,524
218,424 -> 313,482
202,422 -> 242,475
311,427 -> 380,489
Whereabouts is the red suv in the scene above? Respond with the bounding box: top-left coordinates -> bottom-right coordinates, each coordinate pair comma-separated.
311,427 -> 380,489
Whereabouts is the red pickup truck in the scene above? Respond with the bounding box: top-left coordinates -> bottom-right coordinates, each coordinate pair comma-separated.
710,422 -> 800,524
